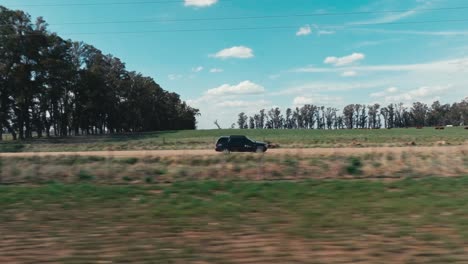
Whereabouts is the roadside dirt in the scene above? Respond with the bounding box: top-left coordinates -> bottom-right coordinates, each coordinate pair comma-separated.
0,145 -> 466,158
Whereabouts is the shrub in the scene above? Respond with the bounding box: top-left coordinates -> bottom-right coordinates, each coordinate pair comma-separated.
233,165 -> 242,173
0,144 -> 25,153
346,157 -> 363,175
119,158 -> 139,165
122,176 -> 133,182
78,170 -> 94,181
177,168 -> 189,178
154,168 -> 167,175
145,176 -> 154,184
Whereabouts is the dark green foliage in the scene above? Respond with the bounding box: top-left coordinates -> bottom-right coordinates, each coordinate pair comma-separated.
145,176 -> 154,184
346,157 -> 363,175
118,158 -> 139,165
238,100 -> 468,130
153,168 -> 167,175
0,6 -> 199,142
0,144 -> 25,153
77,170 -> 94,181
122,176 -> 133,182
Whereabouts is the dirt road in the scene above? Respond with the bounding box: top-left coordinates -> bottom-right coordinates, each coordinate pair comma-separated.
0,145 -> 466,158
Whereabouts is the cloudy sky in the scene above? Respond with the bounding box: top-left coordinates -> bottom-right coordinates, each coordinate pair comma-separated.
4,0 -> 468,129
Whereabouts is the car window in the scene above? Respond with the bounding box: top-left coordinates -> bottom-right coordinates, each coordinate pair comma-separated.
230,137 -> 246,145
217,137 -> 228,144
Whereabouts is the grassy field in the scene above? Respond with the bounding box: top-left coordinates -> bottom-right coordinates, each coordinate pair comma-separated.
0,148 -> 467,184
0,127 -> 466,152
2,177 -> 468,263
1,128 -> 467,263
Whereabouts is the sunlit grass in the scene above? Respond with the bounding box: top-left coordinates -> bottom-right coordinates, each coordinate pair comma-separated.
0,127 -> 466,152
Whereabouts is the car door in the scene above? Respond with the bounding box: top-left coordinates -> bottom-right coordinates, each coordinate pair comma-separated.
229,137 -> 243,151
242,138 -> 255,152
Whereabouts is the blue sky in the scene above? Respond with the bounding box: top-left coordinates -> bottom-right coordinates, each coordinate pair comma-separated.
3,0 -> 468,129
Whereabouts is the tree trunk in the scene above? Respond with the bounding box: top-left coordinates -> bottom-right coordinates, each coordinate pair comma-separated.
18,116 -> 24,140
4,122 -> 17,141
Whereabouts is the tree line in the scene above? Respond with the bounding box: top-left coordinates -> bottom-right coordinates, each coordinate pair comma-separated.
236,99 -> 468,129
0,6 -> 199,140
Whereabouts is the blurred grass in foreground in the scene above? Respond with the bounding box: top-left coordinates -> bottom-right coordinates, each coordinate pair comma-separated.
2,177 -> 468,263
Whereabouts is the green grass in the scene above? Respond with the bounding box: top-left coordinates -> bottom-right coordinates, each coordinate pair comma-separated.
1,127 -> 466,152
2,177 -> 468,262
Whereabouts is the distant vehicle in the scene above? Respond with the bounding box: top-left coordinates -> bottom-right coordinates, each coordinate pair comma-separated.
215,135 -> 268,153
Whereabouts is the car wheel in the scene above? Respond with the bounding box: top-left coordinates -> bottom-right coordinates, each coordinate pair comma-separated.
256,146 -> 264,153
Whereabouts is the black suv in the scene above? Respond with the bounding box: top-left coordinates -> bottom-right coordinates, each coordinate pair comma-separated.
215,135 -> 268,153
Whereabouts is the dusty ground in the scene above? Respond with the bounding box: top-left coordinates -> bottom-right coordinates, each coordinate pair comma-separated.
0,145 -> 467,158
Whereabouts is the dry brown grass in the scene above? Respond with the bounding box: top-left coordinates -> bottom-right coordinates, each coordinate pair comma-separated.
0,146 -> 467,184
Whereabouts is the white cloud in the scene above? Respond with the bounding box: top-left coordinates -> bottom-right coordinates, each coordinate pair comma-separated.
387,87 -> 399,93
211,46 -> 254,59
318,30 -> 335,35
192,66 -> 204,72
209,68 -> 224,73
341,71 -> 357,77
352,10 -> 417,25
293,95 -> 344,107
296,57 -> 468,73
293,96 -> 316,106
350,0 -> 431,25
354,29 -> 468,36
370,86 -> 399,98
295,24 -> 336,37
296,25 -> 312,36
385,86 -> 451,103
187,95 -> 272,129
324,53 -> 365,67
168,74 -> 182,80
369,85 -> 451,104
206,81 -> 265,96
217,99 -> 271,108
184,0 -> 218,7
273,81 -> 386,96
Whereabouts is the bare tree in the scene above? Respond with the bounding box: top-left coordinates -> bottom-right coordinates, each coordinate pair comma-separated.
214,120 -> 221,129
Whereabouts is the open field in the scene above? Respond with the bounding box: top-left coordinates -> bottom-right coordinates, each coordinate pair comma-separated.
0,145 -> 466,184
2,177 -> 468,263
0,127 -> 466,152
1,129 -> 467,263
